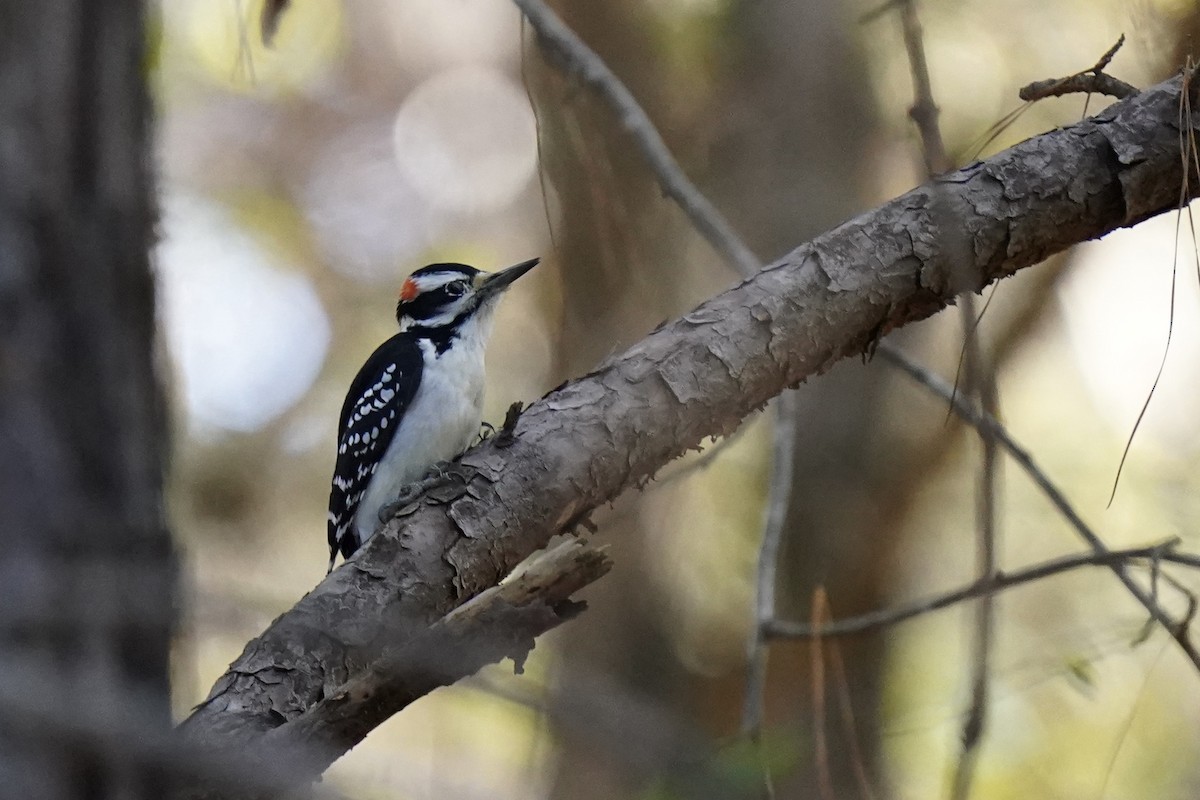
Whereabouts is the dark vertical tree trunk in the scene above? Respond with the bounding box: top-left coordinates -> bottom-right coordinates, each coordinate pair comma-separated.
0,2 -> 173,798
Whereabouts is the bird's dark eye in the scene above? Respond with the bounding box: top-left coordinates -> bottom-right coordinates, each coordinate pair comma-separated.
445,280 -> 469,297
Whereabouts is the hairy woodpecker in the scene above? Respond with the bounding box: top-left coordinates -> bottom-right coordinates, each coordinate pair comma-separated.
326,257 -> 538,572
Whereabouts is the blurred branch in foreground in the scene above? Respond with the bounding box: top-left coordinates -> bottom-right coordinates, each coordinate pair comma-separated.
0,2 -> 175,799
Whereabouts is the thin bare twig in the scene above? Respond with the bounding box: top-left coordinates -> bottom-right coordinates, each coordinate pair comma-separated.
889,2 -> 997,795
1097,638 -> 1172,799
1019,73 -> 1139,102
512,0 -> 760,277
1109,62 -> 1196,506
811,590 -> 834,800
1018,36 -> 1139,102
894,0 -> 951,175
876,347 -> 1200,669
951,296 -> 999,800
742,391 -> 798,744
768,541 -> 1190,638
822,595 -> 879,800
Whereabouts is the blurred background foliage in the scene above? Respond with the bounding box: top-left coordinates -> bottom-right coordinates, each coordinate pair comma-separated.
157,0 -> 1200,797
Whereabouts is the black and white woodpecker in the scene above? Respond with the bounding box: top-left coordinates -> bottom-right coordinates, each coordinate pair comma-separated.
325,257 -> 539,572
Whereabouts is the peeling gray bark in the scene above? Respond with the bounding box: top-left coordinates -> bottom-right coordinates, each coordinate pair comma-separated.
256,540 -> 610,778
180,74 -> 1198,781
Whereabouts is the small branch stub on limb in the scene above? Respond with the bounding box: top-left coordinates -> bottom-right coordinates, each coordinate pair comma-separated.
495,401 -> 525,448
1019,35 -> 1139,102
184,539 -> 612,796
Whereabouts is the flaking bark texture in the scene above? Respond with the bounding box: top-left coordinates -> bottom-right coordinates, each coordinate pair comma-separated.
256,540 -> 610,778
181,74 -> 1199,776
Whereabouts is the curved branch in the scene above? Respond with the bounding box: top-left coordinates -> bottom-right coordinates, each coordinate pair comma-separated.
179,72 -> 1200,781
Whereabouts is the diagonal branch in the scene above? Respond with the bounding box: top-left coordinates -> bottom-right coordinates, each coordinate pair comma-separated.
179,69 -> 1200,785
513,0 -> 761,276
768,541 -> 1193,639
877,347 -> 1200,663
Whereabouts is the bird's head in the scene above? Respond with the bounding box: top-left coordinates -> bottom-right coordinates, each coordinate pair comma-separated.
396,257 -> 539,332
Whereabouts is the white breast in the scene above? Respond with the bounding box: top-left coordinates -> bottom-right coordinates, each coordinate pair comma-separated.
353,322 -> 489,544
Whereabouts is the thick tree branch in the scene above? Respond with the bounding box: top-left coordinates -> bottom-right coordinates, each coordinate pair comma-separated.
180,72 -> 1200,780
254,539 -> 610,783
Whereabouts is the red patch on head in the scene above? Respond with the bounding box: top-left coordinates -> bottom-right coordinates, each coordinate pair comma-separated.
399,278 -> 418,302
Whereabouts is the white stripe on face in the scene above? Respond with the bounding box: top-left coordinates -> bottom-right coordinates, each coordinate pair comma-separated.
398,268 -> 477,329
410,271 -> 465,293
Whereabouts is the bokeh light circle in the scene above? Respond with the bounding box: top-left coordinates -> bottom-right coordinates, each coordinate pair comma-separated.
158,193 -> 331,435
392,66 -> 538,215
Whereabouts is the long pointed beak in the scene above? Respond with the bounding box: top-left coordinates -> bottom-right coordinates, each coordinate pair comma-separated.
476,257 -> 539,300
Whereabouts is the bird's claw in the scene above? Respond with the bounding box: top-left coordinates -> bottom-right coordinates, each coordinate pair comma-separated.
377,459 -> 474,522
377,496 -> 411,523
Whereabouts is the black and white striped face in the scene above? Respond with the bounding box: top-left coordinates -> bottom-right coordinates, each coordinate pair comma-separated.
396,258 -> 538,331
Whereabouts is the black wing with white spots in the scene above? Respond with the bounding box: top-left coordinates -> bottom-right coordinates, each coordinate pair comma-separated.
327,333 -> 422,569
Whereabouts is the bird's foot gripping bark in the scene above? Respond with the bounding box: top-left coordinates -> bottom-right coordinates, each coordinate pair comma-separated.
377,460 -> 478,522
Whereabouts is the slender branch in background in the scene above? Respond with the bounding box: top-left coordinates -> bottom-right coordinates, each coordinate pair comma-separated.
888,2 -> 998,795
742,388 -> 798,755
511,0 -> 760,277
969,37 -> 1136,168
952,291 -> 1000,800
824,614 -> 879,800
895,0 -> 951,176
876,348 -> 1200,668
808,591 -> 877,800
810,591 -> 834,800
768,541 -> 1191,638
